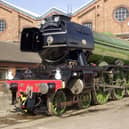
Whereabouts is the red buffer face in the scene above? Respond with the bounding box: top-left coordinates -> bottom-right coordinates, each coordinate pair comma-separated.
6,80 -> 63,96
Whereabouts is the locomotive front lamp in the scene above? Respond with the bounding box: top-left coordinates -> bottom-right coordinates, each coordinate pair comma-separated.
55,68 -> 62,80
41,20 -> 46,25
82,39 -> 87,45
73,72 -> 77,76
47,36 -> 54,45
54,16 -> 60,22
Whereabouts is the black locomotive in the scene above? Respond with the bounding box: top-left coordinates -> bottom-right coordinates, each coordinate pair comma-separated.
11,15 -> 129,115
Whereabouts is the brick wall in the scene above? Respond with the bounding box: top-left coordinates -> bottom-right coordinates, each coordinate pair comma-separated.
0,4 -> 39,42
1,0 -> 129,41
72,0 -> 129,35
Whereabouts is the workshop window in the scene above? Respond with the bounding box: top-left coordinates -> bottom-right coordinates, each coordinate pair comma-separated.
83,22 -> 92,30
114,7 -> 129,22
0,20 -> 6,32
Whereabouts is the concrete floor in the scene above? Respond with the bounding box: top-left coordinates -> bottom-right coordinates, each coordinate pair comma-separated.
1,95 -> 129,129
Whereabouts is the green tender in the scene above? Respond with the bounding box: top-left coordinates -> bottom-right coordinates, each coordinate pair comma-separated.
89,32 -> 129,64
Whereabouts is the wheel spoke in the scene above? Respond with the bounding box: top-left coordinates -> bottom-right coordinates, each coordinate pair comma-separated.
96,88 -> 110,104
113,88 -> 125,100
47,90 -> 66,116
125,82 -> 129,96
112,79 -> 125,100
126,87 -> 129,96
78,92 -> 91,109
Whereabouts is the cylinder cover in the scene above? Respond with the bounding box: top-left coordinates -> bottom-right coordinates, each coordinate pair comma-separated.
70,79 -> 84,95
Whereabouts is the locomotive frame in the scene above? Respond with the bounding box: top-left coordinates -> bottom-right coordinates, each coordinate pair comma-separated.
7,64 -> 129,115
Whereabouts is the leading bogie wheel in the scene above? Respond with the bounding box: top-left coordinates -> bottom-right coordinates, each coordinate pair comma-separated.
47,90 -> 66,116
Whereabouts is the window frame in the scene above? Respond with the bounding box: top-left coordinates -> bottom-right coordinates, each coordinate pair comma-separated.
83,22 -> 92,30
0,19 -> 6,32
114,7 -> 129,22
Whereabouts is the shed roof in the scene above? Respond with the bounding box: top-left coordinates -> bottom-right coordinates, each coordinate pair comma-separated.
0,0 -> 39,19
73,0 -> 96,16
39,7 -> 66,19
0,41 -> 41,64
0,0 -> 95,19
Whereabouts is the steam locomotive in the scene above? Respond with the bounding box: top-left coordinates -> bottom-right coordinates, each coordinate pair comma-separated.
8,15 -> 129,115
